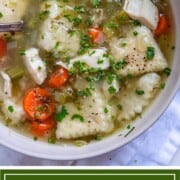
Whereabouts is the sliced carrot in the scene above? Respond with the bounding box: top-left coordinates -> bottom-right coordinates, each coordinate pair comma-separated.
31,118 -> 56,137
0,38 -> 7,58
88,28 -> 105,43
23,87 -> 55,121
154,14 -> 169,36
47,66 -> 69,89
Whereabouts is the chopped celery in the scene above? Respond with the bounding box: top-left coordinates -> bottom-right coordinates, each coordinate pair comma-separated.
6,66 -> 24,80
103,11 -> 131,38
54,91 -> 66,104
74,140 -> 88,147
114,10 -> 131,24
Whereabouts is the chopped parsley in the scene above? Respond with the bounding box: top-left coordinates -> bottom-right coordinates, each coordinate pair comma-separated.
127,74 -> 133,79
108,86 -> 116,94
95,135 -> 103,141
48,138 -> 56,144
121,42 -> 127,47
78,34 -> 92,54
172,46 -> 176,50
127,125 -> 131,129
136,90 -> 145,95
117,104 -> 123,110
71,114 -> 84,122
133,31 -> 138,36
107,74 -> 115,85
33,136 -> 38,141
74,140 -> 87,147
8,105 -> 14,113
86,16 -> 93,26
74,6 -> 86,13
19,50 -> 26,56
54,41 -> 60,50
76,88 -> 92,98
104,107 -> 108,114
91,0 -> 101,8
0,12 -> 3,18
124,126 -> 135,137
97,58 -> 104,64
160,82 -> 166,89
64,14 -> 83,25
133,20 -> 141,26
106,21 -> 118,29
55,106 -> 69,122
163,67 -> 171,77
70,61 -> 88,74
39,10 -> 50,20
146,46 -> 155,60
113,59 -> 127,70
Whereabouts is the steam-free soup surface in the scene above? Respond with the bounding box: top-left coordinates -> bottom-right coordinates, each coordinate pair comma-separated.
0,0 -> 174,145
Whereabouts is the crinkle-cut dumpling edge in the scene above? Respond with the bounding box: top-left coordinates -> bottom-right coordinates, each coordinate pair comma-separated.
117,73 -> 161,123
56,88 -> 114,139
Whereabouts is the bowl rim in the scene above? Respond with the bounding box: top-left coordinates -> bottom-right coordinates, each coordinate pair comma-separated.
0,0 -> 180,161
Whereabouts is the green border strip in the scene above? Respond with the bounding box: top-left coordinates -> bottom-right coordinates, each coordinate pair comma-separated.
3,173 -> 176,180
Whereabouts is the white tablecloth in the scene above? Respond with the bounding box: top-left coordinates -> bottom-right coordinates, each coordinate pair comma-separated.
0,90 -> 179,166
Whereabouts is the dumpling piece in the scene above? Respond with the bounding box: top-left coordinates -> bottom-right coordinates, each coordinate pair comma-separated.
123,0 -> 159,30
23,48 -> 47,85
0,0 -> 28,23
110,26 -> 168,77
101,74 -> 120,100
91,8 -> 105,27
116,73 -> 161,122
38,0 -> 80,58
69,48 -> 110,70
38,18 -> 80,58
40,0 -> 73,19
0,71 -> 25,125
56,88 -> 115,139
2,98 -> 25,125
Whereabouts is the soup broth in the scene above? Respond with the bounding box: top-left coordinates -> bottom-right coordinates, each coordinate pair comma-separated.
0,0 -> 174,145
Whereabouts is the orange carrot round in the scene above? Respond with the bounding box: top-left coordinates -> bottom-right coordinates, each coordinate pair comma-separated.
47,66 -> 69,89
31,118 -> 56,137
0,38 -> 7,58
154,14 -> 169,36
23,87 -> 55,121
88,28 -> 104,43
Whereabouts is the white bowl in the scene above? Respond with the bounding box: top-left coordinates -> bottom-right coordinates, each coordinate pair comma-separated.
0,0 -> 180,160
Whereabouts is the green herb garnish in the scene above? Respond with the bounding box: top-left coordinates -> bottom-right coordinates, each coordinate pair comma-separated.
136,90 -> 145,95
71,114 -> 84,122
55,106 -> 69,122
8,106 -> 14,113
163,67 -> 171,77
146,47 -> 155,60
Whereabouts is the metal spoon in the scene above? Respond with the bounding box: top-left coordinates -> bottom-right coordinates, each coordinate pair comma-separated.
0,21 -> 24,32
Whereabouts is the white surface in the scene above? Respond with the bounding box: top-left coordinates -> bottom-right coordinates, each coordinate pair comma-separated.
170,146 -> 180,165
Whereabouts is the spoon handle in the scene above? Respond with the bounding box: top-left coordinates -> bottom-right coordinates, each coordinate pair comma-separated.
0,21 -> 24,32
